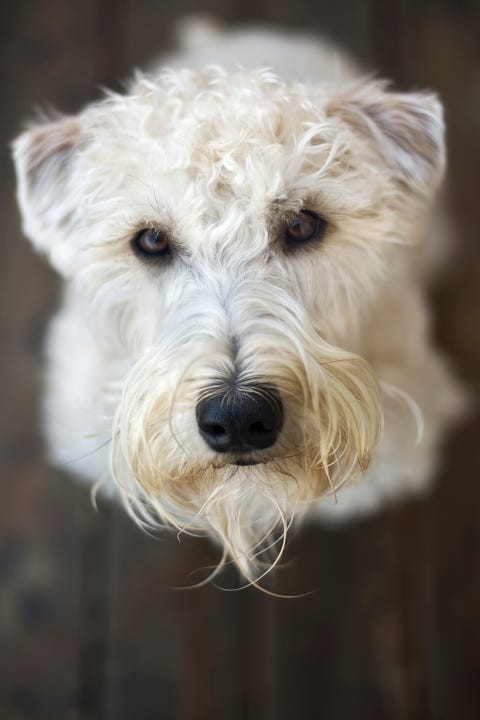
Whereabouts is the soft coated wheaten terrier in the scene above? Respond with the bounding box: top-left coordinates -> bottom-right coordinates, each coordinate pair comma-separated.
13,20 -> 464,583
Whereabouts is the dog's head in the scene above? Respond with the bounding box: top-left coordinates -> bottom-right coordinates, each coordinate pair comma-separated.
13,68 -> 445,579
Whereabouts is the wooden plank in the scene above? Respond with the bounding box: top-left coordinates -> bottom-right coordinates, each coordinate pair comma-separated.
264,516 -> 404,720
409,4 -> 480,719
0,2 -> 115,719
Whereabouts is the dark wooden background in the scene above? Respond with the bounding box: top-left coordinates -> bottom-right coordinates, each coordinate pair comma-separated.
1,1 -> 479,718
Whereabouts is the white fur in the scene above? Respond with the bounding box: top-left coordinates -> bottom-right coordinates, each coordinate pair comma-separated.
13,22 -> 464,582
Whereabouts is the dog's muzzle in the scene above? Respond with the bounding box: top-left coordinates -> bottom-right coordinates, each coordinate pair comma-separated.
196,384 -> 284,453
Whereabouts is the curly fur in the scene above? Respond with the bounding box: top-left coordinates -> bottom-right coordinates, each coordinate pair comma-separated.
13,22 -> 464,582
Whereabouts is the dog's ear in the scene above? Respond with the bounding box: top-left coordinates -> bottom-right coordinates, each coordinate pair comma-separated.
12,116 -> 85,275
327,83 -> 445,195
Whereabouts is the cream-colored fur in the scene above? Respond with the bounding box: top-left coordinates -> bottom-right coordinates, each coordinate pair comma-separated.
13,21 -> 464,582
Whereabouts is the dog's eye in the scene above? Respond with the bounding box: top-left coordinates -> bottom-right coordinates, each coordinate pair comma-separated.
133,228 -> 170,258
283,211 -> 327,248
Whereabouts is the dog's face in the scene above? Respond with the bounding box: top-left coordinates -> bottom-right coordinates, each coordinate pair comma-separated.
13,68 -> 444,577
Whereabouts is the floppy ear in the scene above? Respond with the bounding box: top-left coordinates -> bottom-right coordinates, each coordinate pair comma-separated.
328,82 -> 445,195
12,116 -> 85,275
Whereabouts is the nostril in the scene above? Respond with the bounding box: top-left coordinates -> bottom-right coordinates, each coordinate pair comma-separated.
249,420 -> 270,435
205,423 -> 227,438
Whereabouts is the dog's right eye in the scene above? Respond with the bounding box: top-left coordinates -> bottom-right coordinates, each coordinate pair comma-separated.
132,228 -> 171,258
283,210 -> 327,250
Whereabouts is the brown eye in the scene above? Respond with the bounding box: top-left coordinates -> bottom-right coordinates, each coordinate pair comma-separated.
284,210 -> 327,248
133,228 -> 171,258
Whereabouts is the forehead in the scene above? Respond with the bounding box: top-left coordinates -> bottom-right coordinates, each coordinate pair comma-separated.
83,68 -> 341,210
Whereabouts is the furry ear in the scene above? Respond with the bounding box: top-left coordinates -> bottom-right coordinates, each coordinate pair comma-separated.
328,82 -> 445,194
12,116 -> 85,275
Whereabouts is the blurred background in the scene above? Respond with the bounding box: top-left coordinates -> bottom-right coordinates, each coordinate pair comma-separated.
1,1 -> 479,718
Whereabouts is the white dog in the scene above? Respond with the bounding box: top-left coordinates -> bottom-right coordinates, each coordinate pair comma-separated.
13,21 -> 464,582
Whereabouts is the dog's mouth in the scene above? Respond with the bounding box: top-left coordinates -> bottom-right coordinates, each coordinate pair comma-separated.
232,458 -> 262,467
206,452 -> 288,470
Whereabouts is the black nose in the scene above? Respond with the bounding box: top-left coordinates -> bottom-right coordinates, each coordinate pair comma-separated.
196,385 -> 284,453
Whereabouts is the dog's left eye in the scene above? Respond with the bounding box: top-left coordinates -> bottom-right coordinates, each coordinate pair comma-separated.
132,228 -> 171,258
283,211 -> 327,248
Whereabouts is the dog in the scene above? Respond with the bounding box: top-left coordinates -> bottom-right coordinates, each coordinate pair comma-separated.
13,20 -> 464,583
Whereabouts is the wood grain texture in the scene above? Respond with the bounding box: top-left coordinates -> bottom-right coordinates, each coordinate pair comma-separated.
1,1 -> 479,718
